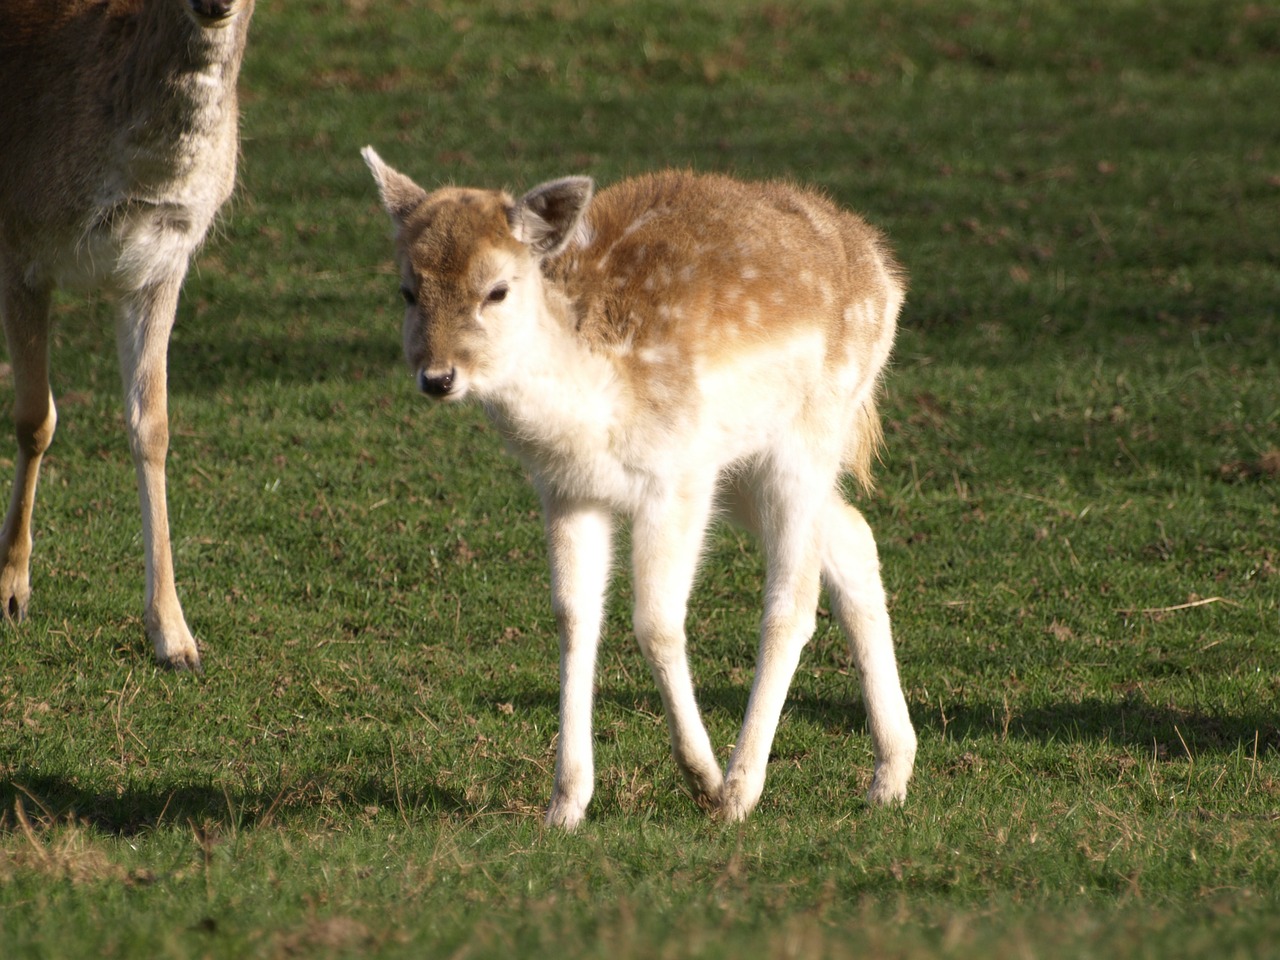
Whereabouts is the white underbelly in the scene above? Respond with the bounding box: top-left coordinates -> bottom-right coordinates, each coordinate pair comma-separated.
51,199 -> 212,294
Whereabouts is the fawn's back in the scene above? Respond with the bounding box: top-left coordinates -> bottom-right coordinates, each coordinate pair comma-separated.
551,171 -> 902,483
557,171 -> 899,365
374,164 -> 903,499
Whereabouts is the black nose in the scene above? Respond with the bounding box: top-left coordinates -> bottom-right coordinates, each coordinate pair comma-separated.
419,368 -> 455,397
190,0 -> 235,21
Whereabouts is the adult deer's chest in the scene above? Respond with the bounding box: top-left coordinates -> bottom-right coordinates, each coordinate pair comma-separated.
57,67 -> 236,294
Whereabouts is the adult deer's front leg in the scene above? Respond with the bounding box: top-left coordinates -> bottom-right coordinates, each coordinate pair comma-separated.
542,497 -> 613,829
0,277 -> 56,623
630,479 -> 723,808
116,280 -> 201,671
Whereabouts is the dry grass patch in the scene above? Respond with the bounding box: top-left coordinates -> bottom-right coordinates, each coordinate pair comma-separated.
0,800 -> 136,886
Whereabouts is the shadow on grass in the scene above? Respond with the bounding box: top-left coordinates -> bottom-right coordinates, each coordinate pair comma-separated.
166,330 -> 401,393
1,771 -> 469,837
512,682 -> 1280,759
915,695 -> 1280,757
9,691 -> 1273,836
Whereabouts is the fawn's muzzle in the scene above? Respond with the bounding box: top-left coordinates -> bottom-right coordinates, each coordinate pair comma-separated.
419,368 -> 456,398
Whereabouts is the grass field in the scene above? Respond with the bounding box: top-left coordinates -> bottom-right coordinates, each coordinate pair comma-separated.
2,0 -> 1278,956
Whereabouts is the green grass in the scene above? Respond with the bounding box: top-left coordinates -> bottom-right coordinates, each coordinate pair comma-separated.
2,0 -> 1279,956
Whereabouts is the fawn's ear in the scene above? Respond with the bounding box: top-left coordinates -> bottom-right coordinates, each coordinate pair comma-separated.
362,146 -> 429,227
508,176 -> 594,258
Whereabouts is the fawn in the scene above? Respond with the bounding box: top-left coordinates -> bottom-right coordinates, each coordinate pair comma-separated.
364,148 -> 917,827
0,0 -> 254,671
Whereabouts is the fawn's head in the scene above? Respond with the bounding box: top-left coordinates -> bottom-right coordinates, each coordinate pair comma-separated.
363,147 -> 593,401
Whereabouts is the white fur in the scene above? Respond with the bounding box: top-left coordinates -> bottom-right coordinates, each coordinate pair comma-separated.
364,156 -> 918,827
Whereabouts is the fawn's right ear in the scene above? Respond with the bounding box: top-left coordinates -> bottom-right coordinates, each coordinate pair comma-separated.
362,146 -> 428,226
509,176 -> 595,259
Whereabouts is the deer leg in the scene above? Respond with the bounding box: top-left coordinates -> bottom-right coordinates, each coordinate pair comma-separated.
820,495 -> 916,804
0,277 -> 56,623
630,477 -> 723,809
115,280 -> 201,671
719,458 -> 829,822
542,497 -> 613,830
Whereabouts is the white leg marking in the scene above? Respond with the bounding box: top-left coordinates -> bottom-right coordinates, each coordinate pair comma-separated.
720,457 -> 828,821
542,497 -> 613,829
630,477 -> 723,807
820,495 -> 916,804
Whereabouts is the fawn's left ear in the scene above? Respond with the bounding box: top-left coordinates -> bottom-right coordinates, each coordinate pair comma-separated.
362,146 -> 429,227
508,176 -> 594,259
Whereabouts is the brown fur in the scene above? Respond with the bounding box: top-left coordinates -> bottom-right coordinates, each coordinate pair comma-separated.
0,0 -> 254,670
550,171 -> 900,487
366,154 -> 918,826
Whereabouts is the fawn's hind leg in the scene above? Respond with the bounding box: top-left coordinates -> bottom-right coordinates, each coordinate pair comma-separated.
115,280 -> 201,671
820,494 -> 916,804
0,276 -> 56,624
719,456 -> 829,822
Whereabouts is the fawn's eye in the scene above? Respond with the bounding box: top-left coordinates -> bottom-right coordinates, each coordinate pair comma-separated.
485,283 -> 508,305
400,286 -> 417,307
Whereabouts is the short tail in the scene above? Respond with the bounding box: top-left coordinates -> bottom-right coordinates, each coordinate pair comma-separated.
843,394 -> 884,494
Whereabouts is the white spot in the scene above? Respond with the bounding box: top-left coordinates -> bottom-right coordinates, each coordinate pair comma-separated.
572,217 -> 595,250
741,265 -> 759,281
638,345 -> 674,365
608,327 -> 638,356
620,212 -> 657,241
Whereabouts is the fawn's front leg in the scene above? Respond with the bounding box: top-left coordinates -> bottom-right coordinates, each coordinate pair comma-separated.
630,478 -> 723,808
542,497 -> 613,830
115,281 -> 202,671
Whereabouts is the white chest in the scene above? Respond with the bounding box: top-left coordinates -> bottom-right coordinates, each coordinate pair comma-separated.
52,195 -> 212,295
487,371 -> 680,512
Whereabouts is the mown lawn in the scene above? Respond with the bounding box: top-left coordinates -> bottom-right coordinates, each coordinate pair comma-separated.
2,1 -> 1278,957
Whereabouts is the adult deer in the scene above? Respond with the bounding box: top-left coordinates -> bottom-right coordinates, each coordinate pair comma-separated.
364,149 -> 917,827
0,0 -> 255,671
